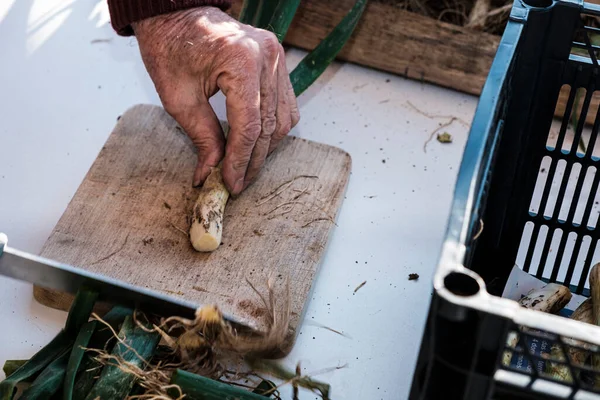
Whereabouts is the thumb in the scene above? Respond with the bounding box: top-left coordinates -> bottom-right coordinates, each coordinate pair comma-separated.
179,102 -> 226,187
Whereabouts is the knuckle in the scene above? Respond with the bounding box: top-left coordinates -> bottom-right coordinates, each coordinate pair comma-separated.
262,115 -> 277,135
277,120 -> 292,137
290,110 -> 300,130
230,156 -> 250,173
261,32 -> 280,54
236,37 -> 261,57
236,122 -> 262,147
190,133 -> 221,152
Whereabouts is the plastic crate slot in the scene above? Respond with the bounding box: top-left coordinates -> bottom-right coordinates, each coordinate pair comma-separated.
559,234 -> 591,287
560,86 -> 594,157
582,189 -> 600,231
540,159 -> 567,220
529,157 -> 553,216
586,187 -> 600,229
552,231 -> 580,285
571,21 -> 600,62
538,228 -> 564,281
573,40 -> 600,67
573,86 -> 596,157
584,26 -> 600,36
571,166 -> 597,227
590,124 -> 600,161
573,42 -> 600,56
516,222 -> 536,270
575,239 -> 599,293
523,224 -> 550,276
552,85 -> 581,153
583,3 -> 600,18
556,163 -> 583,223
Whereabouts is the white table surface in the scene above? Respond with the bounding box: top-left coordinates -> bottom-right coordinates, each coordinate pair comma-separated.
0,1 -> 479,398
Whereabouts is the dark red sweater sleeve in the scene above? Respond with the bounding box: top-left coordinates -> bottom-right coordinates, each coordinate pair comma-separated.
108,0 -> 233,36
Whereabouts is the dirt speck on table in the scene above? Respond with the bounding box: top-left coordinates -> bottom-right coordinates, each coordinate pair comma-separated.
408,273 -> 420,281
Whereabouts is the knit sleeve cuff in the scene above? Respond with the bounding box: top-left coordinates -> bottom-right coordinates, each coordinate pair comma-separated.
108,0 -> 233,36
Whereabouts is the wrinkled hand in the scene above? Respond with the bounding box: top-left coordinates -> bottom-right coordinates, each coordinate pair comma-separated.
133,7 -> 300,195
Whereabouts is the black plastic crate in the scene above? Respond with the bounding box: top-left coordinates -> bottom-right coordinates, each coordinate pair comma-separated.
409,1 -> 600,399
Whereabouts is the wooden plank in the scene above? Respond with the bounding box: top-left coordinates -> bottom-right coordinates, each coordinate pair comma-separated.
230,0 -> 500,96
35,104 -> 351,354
230,0 -> 599,125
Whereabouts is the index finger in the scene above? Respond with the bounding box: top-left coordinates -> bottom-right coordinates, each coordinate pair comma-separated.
218,72 -> 261,195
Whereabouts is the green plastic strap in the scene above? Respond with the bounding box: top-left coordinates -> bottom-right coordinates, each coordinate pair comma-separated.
289,0 -> 368,96
169,369 -> 267,400
0,331 -> 72,400
267,0 -> 300,42
65,288 -> 99,335
2,361 -> 28,379
20,349 -> 70,400
84,316 -> 160,400
63,321 -> 97,400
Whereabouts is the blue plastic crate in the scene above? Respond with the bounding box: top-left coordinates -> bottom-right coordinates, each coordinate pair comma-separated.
410,1 -> 600,399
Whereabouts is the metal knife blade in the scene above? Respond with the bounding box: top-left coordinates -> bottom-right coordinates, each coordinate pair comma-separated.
0,233 -> 245,327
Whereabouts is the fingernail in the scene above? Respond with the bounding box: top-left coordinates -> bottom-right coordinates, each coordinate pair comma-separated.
233,178 -> 244,194
193,174 -> 203,188
193,164 -> 210,188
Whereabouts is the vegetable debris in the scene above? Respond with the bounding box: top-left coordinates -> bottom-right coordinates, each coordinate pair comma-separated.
436,132 -> 453,143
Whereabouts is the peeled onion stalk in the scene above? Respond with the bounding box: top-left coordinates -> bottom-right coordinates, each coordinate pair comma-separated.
189,168 -> 230,252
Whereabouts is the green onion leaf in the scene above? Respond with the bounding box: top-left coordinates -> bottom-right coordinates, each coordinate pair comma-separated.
169,369 -> 267,400
2,361 -> 28,379
254,0 -> 280,29
84,316 -> 160,400
20,350 -> 70,400
65,287 -> 99,335
268,0 -> 300,42
63,321 -> 97,400
239,0 -> 260,25
290,0 -> 368,96
71,357 -> 100,400
71,307 -> 131,400
0,332 -> 72,400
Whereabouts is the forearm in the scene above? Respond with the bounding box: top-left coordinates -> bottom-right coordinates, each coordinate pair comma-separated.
107,0 -> 232,36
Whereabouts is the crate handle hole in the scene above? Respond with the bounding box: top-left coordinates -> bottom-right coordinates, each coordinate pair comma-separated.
522,0 -> 552,8
444,272 -> 480,296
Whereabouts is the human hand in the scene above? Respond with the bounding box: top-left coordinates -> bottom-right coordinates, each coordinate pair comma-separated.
133,7 -> 300,195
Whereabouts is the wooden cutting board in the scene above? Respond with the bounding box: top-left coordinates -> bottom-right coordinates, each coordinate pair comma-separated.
35,104 -> 350,350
